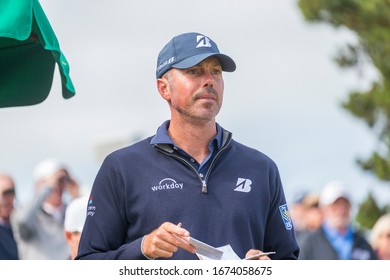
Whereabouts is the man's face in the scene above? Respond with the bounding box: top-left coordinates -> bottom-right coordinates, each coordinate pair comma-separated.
41,169 -> 70,207
0,176 -> 15,220
323,197 -> 351,230
159,56 -> 224,124
377,231 -> 390,260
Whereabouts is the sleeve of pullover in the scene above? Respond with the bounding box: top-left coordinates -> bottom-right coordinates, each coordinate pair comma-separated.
76,156 -> 148,260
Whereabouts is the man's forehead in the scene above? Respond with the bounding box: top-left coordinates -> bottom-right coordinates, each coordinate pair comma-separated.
0,176 -> 14,190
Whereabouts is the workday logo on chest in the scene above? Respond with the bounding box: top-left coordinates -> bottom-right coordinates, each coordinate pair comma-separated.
151,178 -> 184,192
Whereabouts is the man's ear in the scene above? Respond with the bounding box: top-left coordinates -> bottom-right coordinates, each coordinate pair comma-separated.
157,78 -> 171,101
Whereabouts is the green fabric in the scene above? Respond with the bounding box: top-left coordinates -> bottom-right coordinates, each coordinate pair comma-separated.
0,0 -> 75,108
0,0 -> 33,40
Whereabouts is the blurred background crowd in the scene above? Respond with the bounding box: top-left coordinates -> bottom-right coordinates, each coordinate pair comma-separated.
1,158 -> 390,260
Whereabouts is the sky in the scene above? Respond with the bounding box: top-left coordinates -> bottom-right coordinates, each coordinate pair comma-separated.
1,0 -> 389,208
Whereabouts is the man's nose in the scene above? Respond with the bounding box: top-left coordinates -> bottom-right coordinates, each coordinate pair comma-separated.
202,72 -> 215,88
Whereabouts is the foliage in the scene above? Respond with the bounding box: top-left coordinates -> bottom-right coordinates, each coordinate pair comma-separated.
355,192 -> 386,229
297,0 -> 390,181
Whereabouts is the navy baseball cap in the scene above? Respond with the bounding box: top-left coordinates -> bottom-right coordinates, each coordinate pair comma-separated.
156,32 -> 236,78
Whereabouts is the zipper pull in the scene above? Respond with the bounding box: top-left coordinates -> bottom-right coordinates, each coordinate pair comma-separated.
201,180 -> 207,193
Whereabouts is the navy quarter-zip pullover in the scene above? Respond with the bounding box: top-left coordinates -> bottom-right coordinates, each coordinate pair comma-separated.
76,122 -> 299,260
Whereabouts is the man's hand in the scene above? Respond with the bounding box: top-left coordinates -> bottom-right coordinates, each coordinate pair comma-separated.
142,222 -> 196,259
245,249 -> 272,260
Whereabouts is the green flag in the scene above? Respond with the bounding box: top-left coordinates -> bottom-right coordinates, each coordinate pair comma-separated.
0,0 -> 75,108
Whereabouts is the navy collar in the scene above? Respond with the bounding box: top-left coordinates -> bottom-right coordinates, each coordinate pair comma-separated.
150,120 -> 223,149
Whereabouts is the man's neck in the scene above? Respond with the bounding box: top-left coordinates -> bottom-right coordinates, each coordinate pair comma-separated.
324,220 -> 350,236
0,217 -> 10,226
168,118 -> 217,163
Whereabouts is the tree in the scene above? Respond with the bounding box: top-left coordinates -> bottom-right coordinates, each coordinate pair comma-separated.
355,192 -> 385,230
297,0 -> 390,181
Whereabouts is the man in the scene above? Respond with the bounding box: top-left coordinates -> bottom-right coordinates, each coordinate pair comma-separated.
299,180 -> 377,260
0,173 -> 18,259
11,158 -> 77,259
302,193 -> 322,232
289,191 -> 309,245
76,32 -> 299,260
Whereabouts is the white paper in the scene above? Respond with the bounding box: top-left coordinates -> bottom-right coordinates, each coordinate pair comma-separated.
189,238 -> 241,260
188,237 -> 224,260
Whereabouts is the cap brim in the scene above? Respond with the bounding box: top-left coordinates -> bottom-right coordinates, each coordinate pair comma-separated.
173,53 -> 236,72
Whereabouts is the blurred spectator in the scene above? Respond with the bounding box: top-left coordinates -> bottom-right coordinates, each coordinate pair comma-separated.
64,195 -> 88,260
299,180 -> 377,260
370,213 -> 390,260
290,191 -> 323,246
11,158 -> 79,259
0,173 -> 19,259
302,193 -> 322,232
289,191 -> 308,244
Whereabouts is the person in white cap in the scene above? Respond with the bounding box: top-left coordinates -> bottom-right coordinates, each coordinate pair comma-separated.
64,195 -> 88,259
299,180 -> 377,260
11,158 -> 79,259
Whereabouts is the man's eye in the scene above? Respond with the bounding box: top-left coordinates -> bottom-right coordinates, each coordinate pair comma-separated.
187,69 -> 200,74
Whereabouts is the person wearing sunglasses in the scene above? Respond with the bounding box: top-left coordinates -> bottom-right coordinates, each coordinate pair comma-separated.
0,173 -> 18,260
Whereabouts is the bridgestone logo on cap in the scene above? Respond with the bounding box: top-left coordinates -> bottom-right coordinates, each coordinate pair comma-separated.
196,35 -> 212,48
